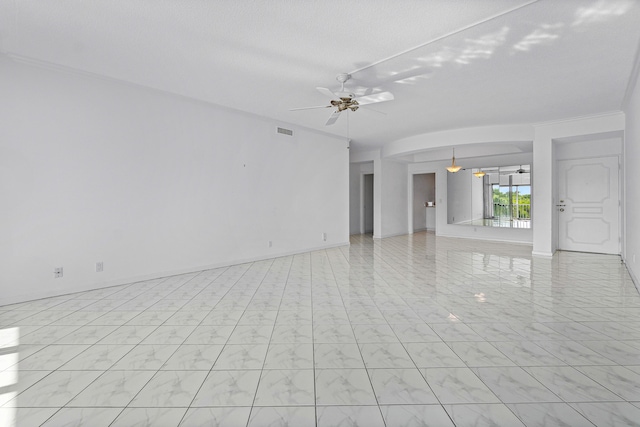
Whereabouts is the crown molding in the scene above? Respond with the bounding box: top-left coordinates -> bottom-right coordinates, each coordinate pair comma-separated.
2,52 -> 348,144
532,111 -> 624,128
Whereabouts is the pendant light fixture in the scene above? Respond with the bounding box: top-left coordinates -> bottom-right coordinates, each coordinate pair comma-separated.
446,148 -> 461,173
473,169 -> 486,178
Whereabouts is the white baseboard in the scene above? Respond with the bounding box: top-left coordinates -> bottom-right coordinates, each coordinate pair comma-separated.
622,256 -> 640,293
630,268 -> 640,294
437,232 -> 533,246
0,241 -> 351,307
531,251 -> 555,258
378,231 -> 412,239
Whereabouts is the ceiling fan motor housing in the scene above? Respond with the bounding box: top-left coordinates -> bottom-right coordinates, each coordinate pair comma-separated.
289,72 -> 393,126
336,73 -> 351,83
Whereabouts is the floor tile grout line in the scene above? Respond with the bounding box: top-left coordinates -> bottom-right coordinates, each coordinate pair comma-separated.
151,261 -> 271,419
19,274 -> 182,348
569,364 -> 639,403
327,248 -> 388,427
241,257 -> 289,426
345,236 -> 512,424
3,233 -> 640,425
452,335 -> 567,404
107,265 -> 251,423
306,252 -> 318,427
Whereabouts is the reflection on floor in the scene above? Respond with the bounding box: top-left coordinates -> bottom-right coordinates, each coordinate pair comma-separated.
460,218 -> 532,228
1,232 -> 639,426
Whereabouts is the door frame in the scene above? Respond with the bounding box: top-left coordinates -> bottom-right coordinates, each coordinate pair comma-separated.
554,154 -> 622,254
407,169 -> 438,235
360,172 -> 374,234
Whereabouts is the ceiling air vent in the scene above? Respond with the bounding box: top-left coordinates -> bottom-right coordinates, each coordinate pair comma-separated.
277,127 -> 293,136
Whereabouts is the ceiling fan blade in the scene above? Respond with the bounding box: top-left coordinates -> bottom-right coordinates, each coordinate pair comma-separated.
289,105 -> 331,111
359,105 -> 386,115
325,111 -> 341,126
317,87 -> 338,99
355,91 -> 394,106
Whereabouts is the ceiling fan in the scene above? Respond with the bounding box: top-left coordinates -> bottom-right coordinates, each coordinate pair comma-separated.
290,73 -> 394,126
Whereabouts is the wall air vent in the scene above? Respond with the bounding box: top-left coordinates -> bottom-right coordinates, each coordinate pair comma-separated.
277,127 -> 293,136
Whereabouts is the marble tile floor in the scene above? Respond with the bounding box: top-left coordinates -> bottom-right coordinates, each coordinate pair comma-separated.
1,232 -> 639,426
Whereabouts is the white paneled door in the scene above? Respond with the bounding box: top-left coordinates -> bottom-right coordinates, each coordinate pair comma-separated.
557,156 -> 619,254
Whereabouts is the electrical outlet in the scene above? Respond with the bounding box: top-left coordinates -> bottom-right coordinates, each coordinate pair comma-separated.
322,232 -> 327,241
268,241 -> 272,248
54,267 -> 63,278
96,262 -> 104,272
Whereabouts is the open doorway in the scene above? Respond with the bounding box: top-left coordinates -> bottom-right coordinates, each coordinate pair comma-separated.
363,174 -> 374,234
413,173 -> 436,232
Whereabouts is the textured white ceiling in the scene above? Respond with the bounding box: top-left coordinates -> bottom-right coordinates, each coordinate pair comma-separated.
1,0 -> 639,150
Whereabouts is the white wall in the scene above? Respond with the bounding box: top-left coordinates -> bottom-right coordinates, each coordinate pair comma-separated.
383,124 -> 534,158
383,125 -> 535,243
363,173 -> 374,233
349,163 -> 361,234
0,57 -> 349,305
425,174 -> 436,204
532,113 -> 625,256
555,137 -> 622,160
410,173 -> 435,232
410,152 -> 534,244
447,169 -> 473,224
355,110 -> 631,263
471,173 -> 484,221
412,174 -> 429,231
624,66 -> 640,286
447,169 -> 483,223
379,159 -> 408,238
349,162 -> 373,234
371,120 -> 630,251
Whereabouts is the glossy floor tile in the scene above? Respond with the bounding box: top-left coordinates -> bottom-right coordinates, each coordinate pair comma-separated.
1,232 -> 639,426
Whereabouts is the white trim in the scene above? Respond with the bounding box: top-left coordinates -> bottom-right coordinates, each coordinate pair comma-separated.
408,167 -> 439,236
532,250 -> 554,258
3,53 -> 348,144
376,231 -> 410,239
383,231 -> 532,246
533,111 -> 624,128
407,172 -> 414,235
622,133 -> 627,262
350,149 -> 381,163
436,232 -> 533,246
360,172 -> 374,234
622,256 -> 640,293
554,154 -> 622,255
360,172 -> 365,235
619,155 -> 624,255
